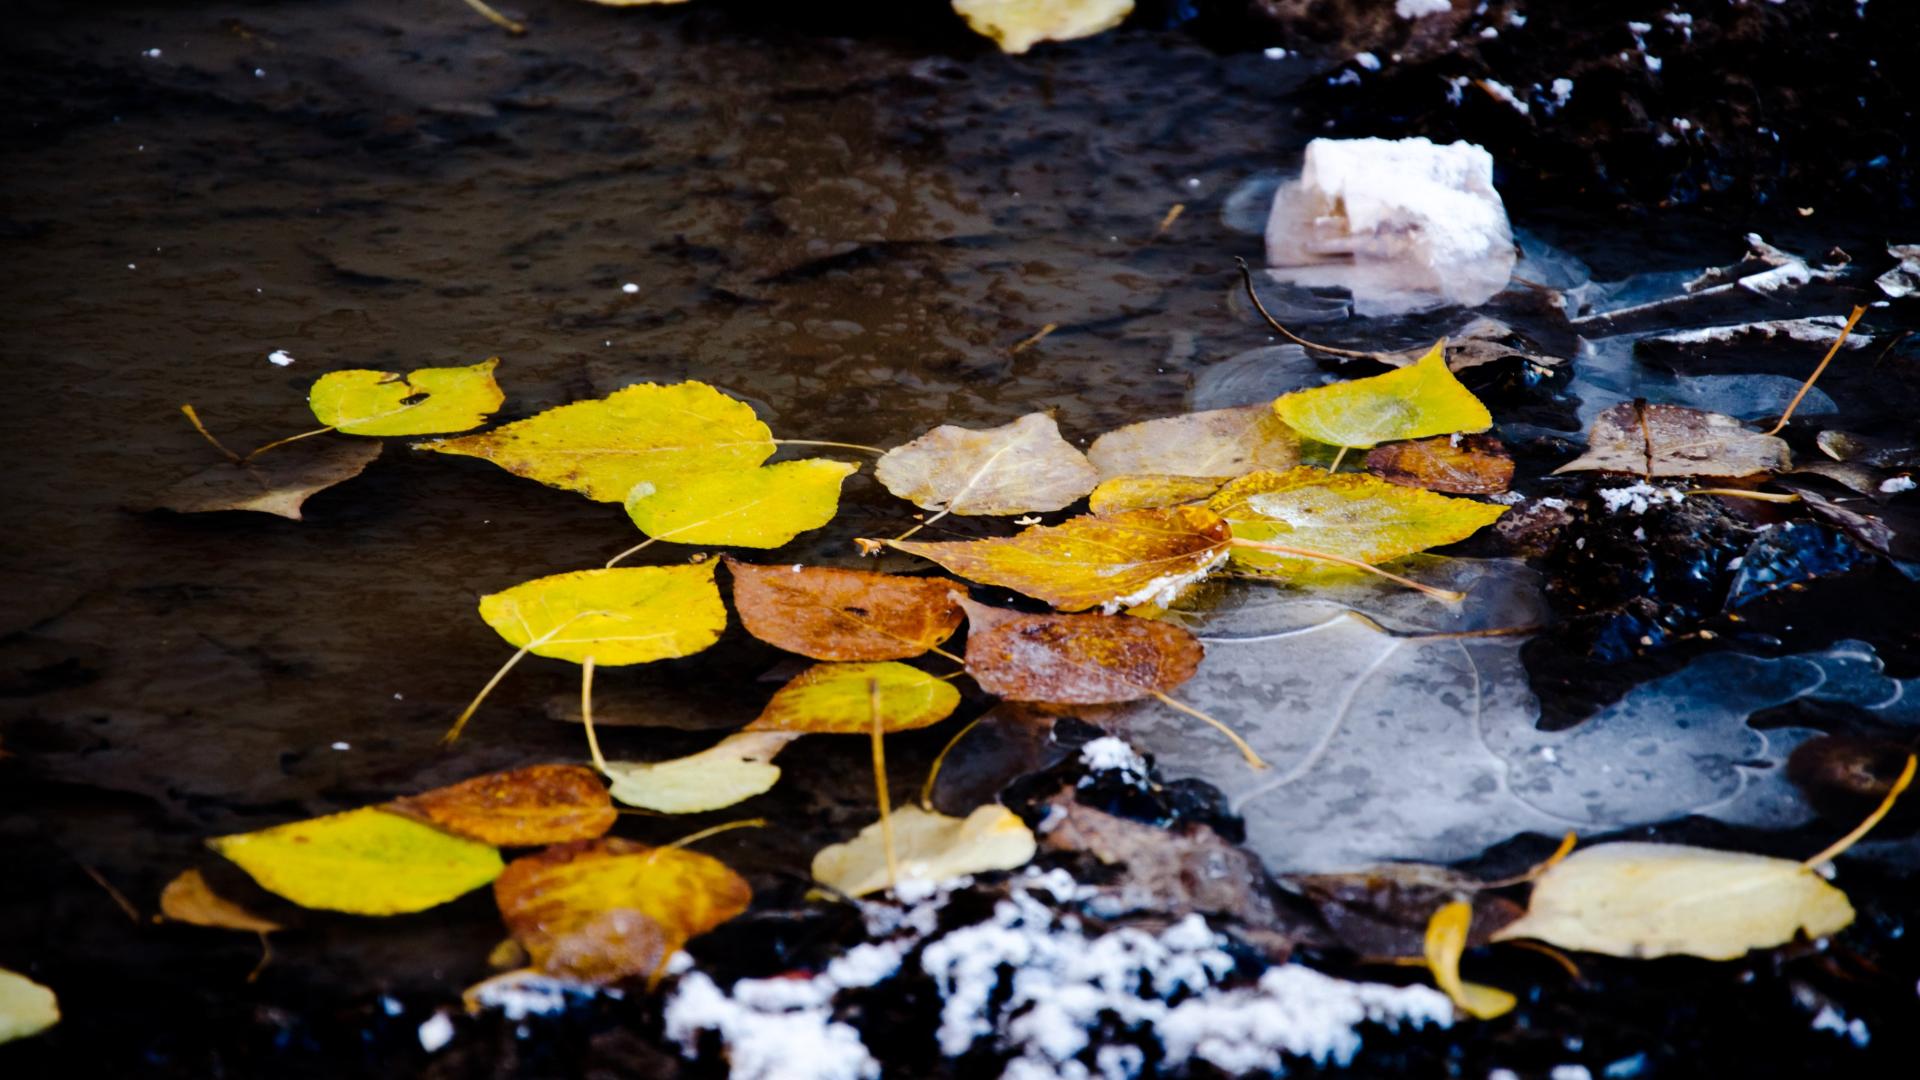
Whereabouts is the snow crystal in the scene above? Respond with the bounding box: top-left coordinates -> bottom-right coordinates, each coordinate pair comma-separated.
1354,52 -> 1382,72
620,282 -> 639,294
1548,79 -> 1574,108
665,972 -> 880,1080
1098,549 -> 1229,613
1598,482 -> 1685,515
1079,736 -> 1147,776
417,1012 -> 455,1053
1880,475 -> 1916,494
267,349 -> 296,366
1262,46 -> 1289,60
468,974 -> 600,1020
1395,0 -> 1452,17
1158,965 -> 1452,1074
1811,1004 -> 1871,1048
1551,1067 -> 1594,1080
1479,79 -> 1530,115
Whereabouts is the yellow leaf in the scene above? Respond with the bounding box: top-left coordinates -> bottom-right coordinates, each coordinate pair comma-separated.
602,732 -> 798,814
478,564 -> 725,666
1087,404 -> 1300,479
1423,900 -> 1516,1020
1492,842 -> 1855,960
625,459 -> 857,548
747,661 -> 961,735
159,869 -> 282,934
210,807 -> 503,915
1087,474 -> 1226,515
422,381 -> 775,502
1208,467 -> 1504,580
1273,342 -> 1492,449
951,0 -> 1134,55
812,803 -> 1037,897
874,412 -> 1098,516
882,505 -> 1232,612
0,969 -> 59,1045
308,358 -> 505,436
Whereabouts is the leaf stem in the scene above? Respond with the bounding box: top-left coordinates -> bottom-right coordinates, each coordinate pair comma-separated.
663,818 -> 769,852
1149,690 -> 1268,770
457,0 -> 525,35
1765,305 -> 1866,436
1329,445 -> 1351,473
247,932 -> 274,983
870,679 -> 900,891
1482,831 -> 1578,888
1685,488 -> 1801,504
443,642 -> 535,745
579,656 -> 608,774
1801,753 -> 1915,869
605,536 -> 657,568
775,439 -> 888,456
244,427 -> 334,461
180,404 -> 242,464
1229,539 -> 1466,602
919,716 -> 985,809
889,507 -> 950,545
1233,257 -> 1381,360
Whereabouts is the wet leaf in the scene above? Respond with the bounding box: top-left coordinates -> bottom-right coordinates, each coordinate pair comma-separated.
1087,474 -> 1226,515
1553,401 -> 1790,479
478,564 -> 726,666
308,357 -> 504,436
746,661 -> 960,735
961,599 -> 1203,704
812,803 -> 1037,897
389,765 -> 617,847
624,459 -> 857,549
1209,468 -> 1505,579
882,505 -> 1232,612
1493,843 -> 1853,960
158,869 -> 282,934
1288,864 -> 1520,959
1273,343 -> 1492,449
422,381 -> 774,502
1087,404 -> 1299,480
1364,434 -> 1514,495
149,438 -> 382,520
951,0 -> 1135,55
1424,900 -> 1516,1020
726,559 -> 964,661
874,412 -> 1097,517
210,807 -> 503,915
0,969 -> 58,1044
600,732 -> 798,813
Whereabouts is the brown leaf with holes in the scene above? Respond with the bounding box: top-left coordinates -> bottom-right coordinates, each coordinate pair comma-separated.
389,765 -> 617,847
1365,434 -> 1514,495
1287,864 -> 1521,959
725,559 -> 964,661
960,598 -> 1203,704
1554,401 -> 1790,478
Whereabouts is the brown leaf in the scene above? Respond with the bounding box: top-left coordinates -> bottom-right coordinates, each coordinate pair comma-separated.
157,869 -> 282,934
1554,401 -> 1790,479
539,908 -> 669,984
725,559 -> 964,661
389,765 -> 617,847
1287,864 -> 1520,959
1364,434 -> 1514,495
1086,404 -> 1300,479
960,599 -> 1203,704
148,438 -> 382,520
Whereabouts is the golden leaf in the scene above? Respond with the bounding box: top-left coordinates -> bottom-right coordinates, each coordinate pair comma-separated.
625,459 -> 856,548
1087,474 -> 1227,515
874,412 -> 1098,516
951,0 -> 1135,55
1273,342 -> 1492,449
1087,404 -> 1299,479
477,564 -> 726,667
308,358 -> 504,436
1423,900 -> 1517,1020
812,803 -> 1037,897
209,807 -> 503,916
1208,467 -> 1505,580
747,661 -> 961,735
388,764 -> 618,847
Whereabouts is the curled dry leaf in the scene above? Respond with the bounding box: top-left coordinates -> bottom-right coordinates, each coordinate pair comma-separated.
0,969 -> 59,1045
1364,434 -> 1514,495
746,661 -> 961,735
951,0 -> 1135,55
726,559 -> 964,661
210,807 -> 503,916
158,869 -> 282,934
149,437 -> 382,520
388,764 -> 617,847
1209,467 -> 1505,580
625,459 -> 857,549
874,412 -> 1098,517
1273,343 -> 1492,449
1087,474 -> 1226,515
599,732 -> 798,814
960,599 -> 1204,704
307,357 -> 504,436
1424,901 -> 1517,1020
422,381 -> 775,502
478,564 -> 726,667
812,803 -> 1037,897
1087,404 -> 1300,480
1553,401 -> 1791,479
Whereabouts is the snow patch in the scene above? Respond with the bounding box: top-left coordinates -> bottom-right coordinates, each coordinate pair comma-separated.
1395,0 -> 1452,17
1880,475 -> 1916,494
1098,548 -> 1229,613
1078,737 -> 1149,788
267,349 -> 296,366
417,1012 -> 455,1053
1599,482 -> 1686,515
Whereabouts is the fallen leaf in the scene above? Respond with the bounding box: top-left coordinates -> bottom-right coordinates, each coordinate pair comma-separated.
874,412 -> 1098,517
1208,468 -> 1505,580
1087,474 -> 1227,515
746,661 -> 961,734
210,807 -> 503,915
539,908 -> 669,984
307,357 -> 504,436
0,969 -> 58,1044
1553,401 -> 1791,478
961,599 -> 1203,704
726,559 -> 964,661
625,459 -> 857,548
951,0 -> 1135,55
598,731 -> 798,813
1379,317 -> 1559,373
148,438 -> 382,520
158,869 -> 282,934
812,803 -> 1037,897
882,505 -> 1233,612
1087,404 -> 1299,480
422,381 -> 775,502
1273,343 -> 1492,449
1288,864 -> 1520,959
1364,434 -> 1514,495
389,765 -> 617,847
478,564 -> 726,666
1424,900 -> 1517,1020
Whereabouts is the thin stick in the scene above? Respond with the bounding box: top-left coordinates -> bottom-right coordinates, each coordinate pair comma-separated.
180,404 -> 242,463
919,716 -> 985,809
457,0 -> 525,35
1329,445 -> 1351,473
870,679 -> 900,891
244,427 -> 333,461
1802,753 -> 1915,868
247,932 -> 274,983
662,818 -> 769,852
78,862 -> 142,924
1685,488 -> 1801,504
605,536 -> 657,568
1230,539 -> 1466,602
1010,323 -> 1058,355
774,439 -> 889,455
1150,690 -> 1268,769
579,656 -> 608,773
890,507 -> 949,545
1153,203 -> 1185,239
1766,305 -> 1866,435
443,643 -> 535,745
1234,258 -> 1381,360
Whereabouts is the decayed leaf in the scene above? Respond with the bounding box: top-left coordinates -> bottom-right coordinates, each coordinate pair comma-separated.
726,559 -> 964,661
158,869 -> 283,934
1288,864 -> 1520,959
1087,404 -> 1300,480
1553,401 -> 1791,479
746,661 -> 960,734
812,803 -> 1037,897
961,599 -> 1203,704
494,838 -> 750,981
600,731 -> 797,813
1365,434 -> 1514,495
422,381 -> 775,502
1375,317 -> 1560,373
389,765 -> 617,847
1493,842 -> 1854,960
0,969 -> 59,1045
308,358 -> 504,436
1209,468 -> 1505,579
951,0 -> 1134,55
1087,474 -> 1226,515
210,807 -> 503,915
883,505 -> 1232,612
478,564 -> 726,666
625,459 -> 857,548
1273,343 -> 1492,449
874,412 -> 1097,517
150,438 -> 382,520
1424,900 -> 1517,1020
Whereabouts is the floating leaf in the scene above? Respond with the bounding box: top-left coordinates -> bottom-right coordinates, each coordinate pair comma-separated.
1273,343 -> 1492,449
389,765 -> 617,847
1087,404 -> 1300,480
149,438 -> 382,520
422,381 -> 775,502
746,661 -> 960,735
1087,474 -> 1226,515
623,458 -> 855,550
874,412 -> 1097,517
951,0 -> 1135,55
1290,864 -> 1521,959
1365,434 -> 1514,495
308,358 -> 504,436
158,869 -> 282,934
478,564 -> 725,667
961,600 -> 1203,704
0,969 -> 58,1044
1554,401 -> 1792,479
881,505 -> 1232,612
726,559 -> 964,661
1208,468 -> 1505,580
1424,900 -> 1516,1020
210,807 -> 503,915
811,803 -> 1037,897
600,732 -> 797,814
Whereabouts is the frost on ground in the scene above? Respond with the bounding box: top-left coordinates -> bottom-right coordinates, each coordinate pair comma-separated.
661,870 -> 1452,1080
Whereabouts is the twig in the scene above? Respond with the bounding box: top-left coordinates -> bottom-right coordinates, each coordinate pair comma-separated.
1233,257 -> 1381,360
1766,305 -> 1866,435
1685,488 -> 1801,504
1010,323 -> 1058,355
457,0 -> 525,35
1152,203 -> 1185,239
78,862 -> 142,924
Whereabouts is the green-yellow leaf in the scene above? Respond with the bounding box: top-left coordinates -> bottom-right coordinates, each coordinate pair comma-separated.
1423,900 -> 1516,1020
812,803 -> 1037,897
747,661 -> 961,735
951,0 -> 1134,55
478,564 -> 725,667
625,459 -> 856,548
422,381 -> 775,502
209,807 -> 503,916
0,969 -> 58,1045
1087,404 -> 1300,479
1208,467 -> 1505,580
308,358 -> 505,436
1273,342 -> 1492,449
602,731 -> 798,814
1087,474 -> 1226,515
